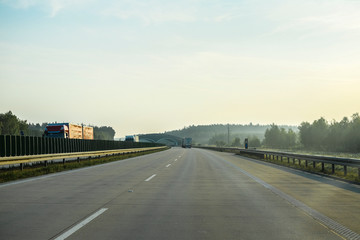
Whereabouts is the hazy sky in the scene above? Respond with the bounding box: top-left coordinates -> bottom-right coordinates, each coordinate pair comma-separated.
1,0 -> 359,137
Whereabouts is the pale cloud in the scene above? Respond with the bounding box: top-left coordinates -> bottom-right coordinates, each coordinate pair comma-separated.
1,0 -> 93,16
214,13 -> 238,23
100,0 -> 251,24
101,4 -> 196,24
299,13 -> 360,32
267,0 -> 360,38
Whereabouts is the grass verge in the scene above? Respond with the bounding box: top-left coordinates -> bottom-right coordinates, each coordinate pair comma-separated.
0,147 -> 169,183
239,153 -> 360,184
258,148 -> 360,160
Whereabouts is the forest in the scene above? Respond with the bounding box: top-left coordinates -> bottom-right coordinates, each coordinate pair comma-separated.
167,114 -> 360,153
0,111 -> 116,140
166,123 -> 297,147
1,111 -> 359,152
260,113 -> 360,153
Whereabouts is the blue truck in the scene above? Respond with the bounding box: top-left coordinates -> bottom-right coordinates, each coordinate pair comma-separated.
182,138 -> 192,148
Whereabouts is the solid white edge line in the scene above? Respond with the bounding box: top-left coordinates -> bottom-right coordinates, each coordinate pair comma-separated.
223,160 -> 360,240
55,208 -> 108,240
145,174 -> 157,182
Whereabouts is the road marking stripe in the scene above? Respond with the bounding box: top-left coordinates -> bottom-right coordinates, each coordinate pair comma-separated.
174,159 -> 177,161
55,208 -> 108,240
145,174 -> 156,182
224,160 -> 360,240
166,164 -> 171,168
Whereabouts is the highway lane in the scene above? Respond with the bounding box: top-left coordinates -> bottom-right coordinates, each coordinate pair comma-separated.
0,148 -> 182,239
0,148 -> 359,239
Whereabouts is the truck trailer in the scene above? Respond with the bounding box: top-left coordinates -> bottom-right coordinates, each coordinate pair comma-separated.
182,137 -> 192,148
125,135 -> 139,142
44,123 -> 94,139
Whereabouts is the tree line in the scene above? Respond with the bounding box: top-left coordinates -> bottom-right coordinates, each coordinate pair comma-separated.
167,113 -> 360,153
262,113 -> 360,153
208,134 -> 261,148
0,111 -> 116,140
166,123 -> 296,145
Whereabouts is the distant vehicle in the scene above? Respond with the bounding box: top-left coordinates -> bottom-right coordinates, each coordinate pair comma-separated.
44,123 -> 93,139
125,135 -> 139,142
182,137 -> 192,148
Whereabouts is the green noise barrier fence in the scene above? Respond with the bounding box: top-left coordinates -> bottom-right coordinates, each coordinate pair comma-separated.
0,135 -> 162,157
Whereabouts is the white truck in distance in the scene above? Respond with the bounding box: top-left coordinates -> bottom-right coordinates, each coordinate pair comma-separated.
125,135 -> 139,142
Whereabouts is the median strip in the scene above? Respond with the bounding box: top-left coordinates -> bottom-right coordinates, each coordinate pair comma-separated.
54,208 -> 108,240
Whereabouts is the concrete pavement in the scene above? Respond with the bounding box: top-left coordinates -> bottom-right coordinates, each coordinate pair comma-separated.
0,148 -> 358,239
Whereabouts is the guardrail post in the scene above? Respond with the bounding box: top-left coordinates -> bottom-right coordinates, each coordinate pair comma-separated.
344,166 -> 347,176
44,161 -> 48,167
280,156 -> 283,162
305,160 -> 308,168
313,161 -> 316,168
332,164 -> 335,174
321,163 -> 325,172
299,159 -> 301,166
293,158 -> 295,164
20,163 -> 24,171
63,159 -> 66,165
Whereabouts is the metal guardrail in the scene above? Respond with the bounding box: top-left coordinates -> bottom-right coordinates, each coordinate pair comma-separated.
196,146 -> 360,178
0,146 -> 167,170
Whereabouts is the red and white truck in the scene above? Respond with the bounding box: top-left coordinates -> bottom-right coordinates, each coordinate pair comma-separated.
44,123 -> 94,139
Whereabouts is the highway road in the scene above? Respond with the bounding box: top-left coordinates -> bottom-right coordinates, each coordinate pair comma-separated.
0,148 -> 359,240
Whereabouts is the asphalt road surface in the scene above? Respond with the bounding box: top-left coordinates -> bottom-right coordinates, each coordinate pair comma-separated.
0,148 -> 359,240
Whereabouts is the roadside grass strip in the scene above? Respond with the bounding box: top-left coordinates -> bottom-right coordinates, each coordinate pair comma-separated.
240,153 -> 360,183
224,160 -> 360,240
0,148 -> 168,183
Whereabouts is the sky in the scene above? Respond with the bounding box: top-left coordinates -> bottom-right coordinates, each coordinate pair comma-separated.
0,0 -> 359,137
